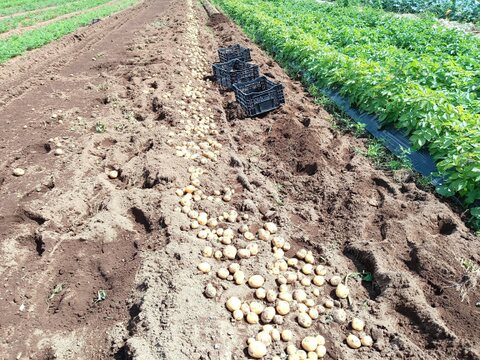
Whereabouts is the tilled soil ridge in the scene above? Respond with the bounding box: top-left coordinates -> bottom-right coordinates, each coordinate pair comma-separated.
0,0 -> 479,359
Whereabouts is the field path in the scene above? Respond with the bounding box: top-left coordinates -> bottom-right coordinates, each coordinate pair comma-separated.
0,0 -> 479,359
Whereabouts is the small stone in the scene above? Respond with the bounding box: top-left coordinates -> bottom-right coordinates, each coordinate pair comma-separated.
54,148 -> 64,156
204,283 -> 216,298
108,170 -> 119,179
332,308 -> 347,323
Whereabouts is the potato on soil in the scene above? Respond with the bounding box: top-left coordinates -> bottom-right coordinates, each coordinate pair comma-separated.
248,340 -> 267,358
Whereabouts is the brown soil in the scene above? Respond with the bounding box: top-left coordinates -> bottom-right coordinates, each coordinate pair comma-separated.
0,0 -> 479,359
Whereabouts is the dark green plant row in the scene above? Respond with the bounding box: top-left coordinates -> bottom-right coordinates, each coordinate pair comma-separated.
0,0 -> 85,17
0,0 -> 138,63
212,0 -> 480,224
356,0 -> 480,25
0,0 -> 113,34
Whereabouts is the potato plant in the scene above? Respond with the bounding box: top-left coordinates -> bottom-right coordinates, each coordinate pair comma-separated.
213,0 -> 480,215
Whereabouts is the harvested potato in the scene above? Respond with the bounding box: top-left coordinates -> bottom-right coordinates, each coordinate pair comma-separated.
248,340 -> 267,358
351,317 -> 365,331
301,336 -> 318,352
346,334 -> 361,349
281,329 -> 293,341
276,300 -> 290,315
298,313 -> 313,328
335,284 -> 350,299
247,312 -> 260,324
248,275 -> 265,289
360,335 -> 373,347
226,297 -> 241,312
197,262 -> 211,273
329,276 -> 342,286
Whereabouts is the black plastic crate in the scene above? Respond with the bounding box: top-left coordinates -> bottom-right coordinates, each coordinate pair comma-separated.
233,76 -> 285,117
218,44 -> 252,62
212,59 -> 260,90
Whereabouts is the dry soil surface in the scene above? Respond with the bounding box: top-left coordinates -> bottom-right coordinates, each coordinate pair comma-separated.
0,0 -> 479,359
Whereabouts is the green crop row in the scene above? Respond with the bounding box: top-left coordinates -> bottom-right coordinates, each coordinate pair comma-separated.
0,0 -> 138,63
213,0 -> 480,216
0,0 -> 85,17
0,0 -> 113,34
357,0 -> 480,25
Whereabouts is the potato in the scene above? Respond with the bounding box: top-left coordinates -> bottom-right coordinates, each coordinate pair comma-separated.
281,329 -> 293,341
360,335 -> 373,347
256,331 -> 272,346
12,168 -> 25,177
197,212 -> 208,225
108,169 -> 117,178
297,313 -> 313,328
197,262 -> 211,273
217,268 -> 229,279
264,222 -> 278,234
256,288 -> 267,300
301,336 -> 318,352
258,228 -> 271,241
316,345 -> 326,358
296,249 -> 307,260
271,328 -> 281,341
293,289 -> 307,303
351,318 -> 365,331
266,289 -> 278,302
244,232 -> 255,240
346,334 -> 361,349
233,309 -> 244,320
226,297 -> 241,312
228,263 -> 240,274
272,236 -> 285,249
276,300 -> 290,315
302,264 -> 314,275
247,243 -> 259,256
308,308 -> 319,320
304,252 -> 314,264
315,265 -> 327,276
248,340 -> 267,358
260,306 -> 276,323
202,246 -> 213,257
329,276 -> 342,286
223,245 -> 237,260
301,278 -> 312,287
250,301 -> 265,315
234,271 -> 246,285
313,276 -> 325,286
335,284 -> 350,299
246,312 -> 260,324
286,344 -> 297,354
248,275 -> 265,289
238,248 -> 251,259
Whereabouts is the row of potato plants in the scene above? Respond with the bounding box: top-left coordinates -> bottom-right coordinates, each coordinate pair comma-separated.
358,0 -> 480,25
213,0 -> 480,223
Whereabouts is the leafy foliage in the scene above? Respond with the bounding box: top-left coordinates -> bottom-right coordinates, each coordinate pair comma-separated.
0,0 -> 138,64
359,0 -> 480,24
213,0 -> 480,207
0,0 -> 113,34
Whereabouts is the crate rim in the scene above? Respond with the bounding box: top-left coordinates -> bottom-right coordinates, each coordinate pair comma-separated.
232,75 -> 282,95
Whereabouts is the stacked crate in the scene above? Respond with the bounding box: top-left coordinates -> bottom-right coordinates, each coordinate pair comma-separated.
212,44 -> 285,117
